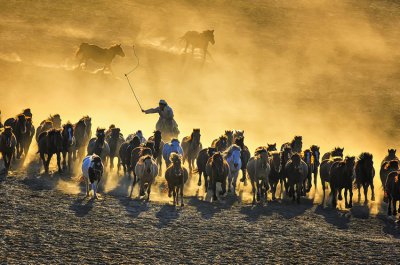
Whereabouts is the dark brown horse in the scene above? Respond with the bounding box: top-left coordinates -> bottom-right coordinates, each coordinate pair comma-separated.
61,123 -> 75,173
330,156 -> 356,208
381,149 -> 398,166
165,153 -> 188,206
268,151 -> 282,200
211,135 -> 228,152
385,171 -> 400,219
4,113 -> 27,159
235,136 -> 251,183
87,128 -> 110,163
285,153 -> 308,203
118,136 -> 141,177
0,127 -> 16,173
322,147 -> 344,161
76,43 -> 125,73
280,145 -> 293,193
148,130 -> 164,176
206,152 -> 229,201
195,147 -> 216,189
20,116 -> 35,159
38,128 -> 63,174
302,149 -> 313,193
182,128 -> 202,174
380,160 -> 399,194
130,142 -> 154,185
181,30 -> 215,63
106,127 -> 124,171
73,116 -> 92,163
355,152 -> 375,203
267,143 -> 277,153
310,145 -> 321,188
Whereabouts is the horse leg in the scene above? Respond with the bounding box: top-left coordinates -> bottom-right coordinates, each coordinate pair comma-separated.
56,152 -> 62,173
220,177 -> 227,196
297,183 -> 301,204
256,181 -> 261,202
129,178 -> 136,198
232,171 -> 239,194
393,198 -> 397,216
363,183 -> 368,204
204,173 -> 209,190
370,182 -> 375,201
173,188 -> 177,206
62,151 -> 67,170
180,182 -> 184,207
349,188 -> 353,208
198,171 -> 202,187
314,170 -> 318,189
344,188 -> 348,208
357,183 -> 361,203
388,196 -> 392,216
212,179 -> 218,201
322,180 -> 326,205
92,182 -> 97,199
227,172 -> 232,193
46,153 -> 53,174
331,188 -> 337,208
251,180 -> 256,204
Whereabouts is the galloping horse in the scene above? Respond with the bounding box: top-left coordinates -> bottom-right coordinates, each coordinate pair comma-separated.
4,114 -> 27,159
181,30 -> 215,62
76,43 -> 125,73
182,128 -> 202,174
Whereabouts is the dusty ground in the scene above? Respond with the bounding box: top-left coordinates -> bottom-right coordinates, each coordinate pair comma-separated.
1,162 -> 399,264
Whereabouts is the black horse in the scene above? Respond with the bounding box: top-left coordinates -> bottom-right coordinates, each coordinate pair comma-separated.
206,152 -> 230,201
195,147 -> 216,189
118,136 -> 141,177
355,152 -> 375,203
4,113 -> 27,159
235,136 -> 251,183
148,130 -> 164,176
38,129 -> 63,174
310,145 -> 321,188
385,171 -> 400,219
61,123 -> 75,173
106,127 -> 124,171
0,127 -> 16,173
73,116 -> 92,163
329,156 -> 356,208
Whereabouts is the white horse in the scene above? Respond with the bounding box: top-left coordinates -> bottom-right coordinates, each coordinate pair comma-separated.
247,149 -> 271,204
82,154 -> 104,199
223,145 -> 242,193
130,155 -> 158,200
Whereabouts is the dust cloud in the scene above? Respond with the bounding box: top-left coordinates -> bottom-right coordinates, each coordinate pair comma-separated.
1,0 -> 400,209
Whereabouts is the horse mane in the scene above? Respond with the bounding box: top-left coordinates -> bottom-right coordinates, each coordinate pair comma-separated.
170,152 -> 182,162
189,128 -> 200,141
207,147 -> 216,157
358,152 -> 373,161
139,147 -> 152,157
16,113 -> 25,119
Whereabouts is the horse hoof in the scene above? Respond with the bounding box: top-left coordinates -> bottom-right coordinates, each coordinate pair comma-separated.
371,197 -> 375,202
197,181 -> 201,186
213,196 -> 218,201
181,203 -> 184,207
219,191 -> 225,196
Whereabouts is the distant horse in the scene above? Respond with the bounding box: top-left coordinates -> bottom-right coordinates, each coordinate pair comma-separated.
165,153 -> 188,206
130,142 -> 154,185
320,156 -> 343,205
211,135 -> 228,152
322,147 -> 344,161
130,155 -> 158,201
162,139 -> 183,167
285,153 -> 308,203
73,116 -> 91,163
330,156 -> 356,208
38,128 -> 63,174
206,152 -> 229,201
195,147 -> 216,189
381,149 -> 398,167
268,151 -> 282,200
61,123 -> 75,172
182,128 -> 202,173
355,152 -> 375,203
118,136 -> 141,177
82,154 -> 104,199
385,171 -> 400,219
181,30 -> 215,62
302,149 -> 313,192
0,127 -> 16,173
106,128 -> 124,171
380,160 -> 399,192
247,147 -> 270,204
223,144 -> 242,193
234,136 -> 251,183
4,114 -> 27,159
76,43 -> 125,73
310,145 -> 321,188
87,128 -> 110,163
148,130 -> 165,176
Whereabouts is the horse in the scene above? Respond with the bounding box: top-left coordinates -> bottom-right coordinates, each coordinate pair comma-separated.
38,128 -> 63,174
130,155 -> 158,201
234,136 -> 251,183
61,123 -> 75,173
76,43 -> 125,73
355,152 -> 375,203
279,145 -> 293,192
73,116 -> 91,163
381,149 -> 398,167
267,143 -> 277,153
320,156 -> 343,205
181,30 -> 215,62
380,160 -> 399,194
148,130 -> 164,176
285,153 -> 308,203
247,147 -> 270,204
268,151 -> 282,200
20,116 -> 35,159
206,152 -> 230,201
310,145 -> 321,188
322,147 -> 344,161
126,130 -> 146,144
87,128 -> 110,163
181,128 -> 202,174
233,130 -> 244,144
329,156 -> 356,208
4,113 -> 27,159
162,139 -> 183,167
211,135 -> 228,152
0,127 -> 16,173
82,154 -> 104,199
36,120 -> 53,142
223,145 -> 242,194
130,142 -> 154,185
385,171 -> 400,219
302,149 -> 313,193
118,136 -> 141,177
165,153 -> 188,206
291,136 -> 303,153
195,147 -> 216,189
106,128 -> 124,171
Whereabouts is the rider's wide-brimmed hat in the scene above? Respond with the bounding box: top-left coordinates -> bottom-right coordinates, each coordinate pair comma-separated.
159,99 -> 167,105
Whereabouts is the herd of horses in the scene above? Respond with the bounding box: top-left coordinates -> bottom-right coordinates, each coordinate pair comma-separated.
0,110 -> 399,220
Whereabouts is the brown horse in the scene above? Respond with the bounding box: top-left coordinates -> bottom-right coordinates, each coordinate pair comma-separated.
73,116 -> 92,163
381,149 -> 398,167
76,43 -> 125,73
322,147 -> 344,161
285,153 -> 308,203
211,135 -> 228,152
130,142 -> 154,185
380,160 -> 399,194
195,147 -> 216,189
61,123 -> 75,173
320,156 -> 343,205
247,148 -> 270,204
0,127 -> 16,173
165,153 -> 188,206
206,152 -> 229,201
106,128 -> 124,171
355,152 -> 375,203
330,156 -> 356,208
385,171 -> 400,219
118,136 -> 141,177
4,113 -> 27,159
38,128 -> 63,174
181,30 -> 215,62
182,128 -> 202,174
310,145 -> 321,188
148,130 -> 164,176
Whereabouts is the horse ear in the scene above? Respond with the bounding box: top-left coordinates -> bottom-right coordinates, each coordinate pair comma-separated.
211,29 -> 214,32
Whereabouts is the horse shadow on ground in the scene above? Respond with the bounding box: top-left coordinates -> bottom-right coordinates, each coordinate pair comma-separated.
314,205 -> 351,230
187,192 -> 240,220
380,215 -> 400,239
240,197 -> 314,223
69,197 -> 95,218
155,204 -> 182,229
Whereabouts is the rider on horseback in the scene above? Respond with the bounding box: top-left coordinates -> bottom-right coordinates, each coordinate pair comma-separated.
142,100 -> 179,140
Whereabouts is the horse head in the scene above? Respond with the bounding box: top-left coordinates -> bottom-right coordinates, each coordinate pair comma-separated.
51,114 -> 62,129
17,114 -> 27,134
204,30 -> 215,45
142,155 -> 153,174
385,160 -> 400,171
154,130 -> 162,142
211,152 -> 224,176
3,126 -> 13,148
170,153 -> 183,176
225,130 -> 233,144
111,44 -> 125,57
270,152 -> 281,172
290,153 -> 302,170
111,128 -> 120,139
191,129 -> 201,145
388,149 -> 397,158
96,128 -> 106,140
217,135 -> 228,151
207,147 -> 216,157
22,108 -> 32,118
303,149 -> 312,164
234,136 -> 244,149
310,145 -> 320,165
345,156 -> 356,173
91,155 -> 104,180
332,147 -> 344,158
130,136 -> 141,149
63,122 -> 74,146
226,145 -> 241,169
267,143 -> 277,152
